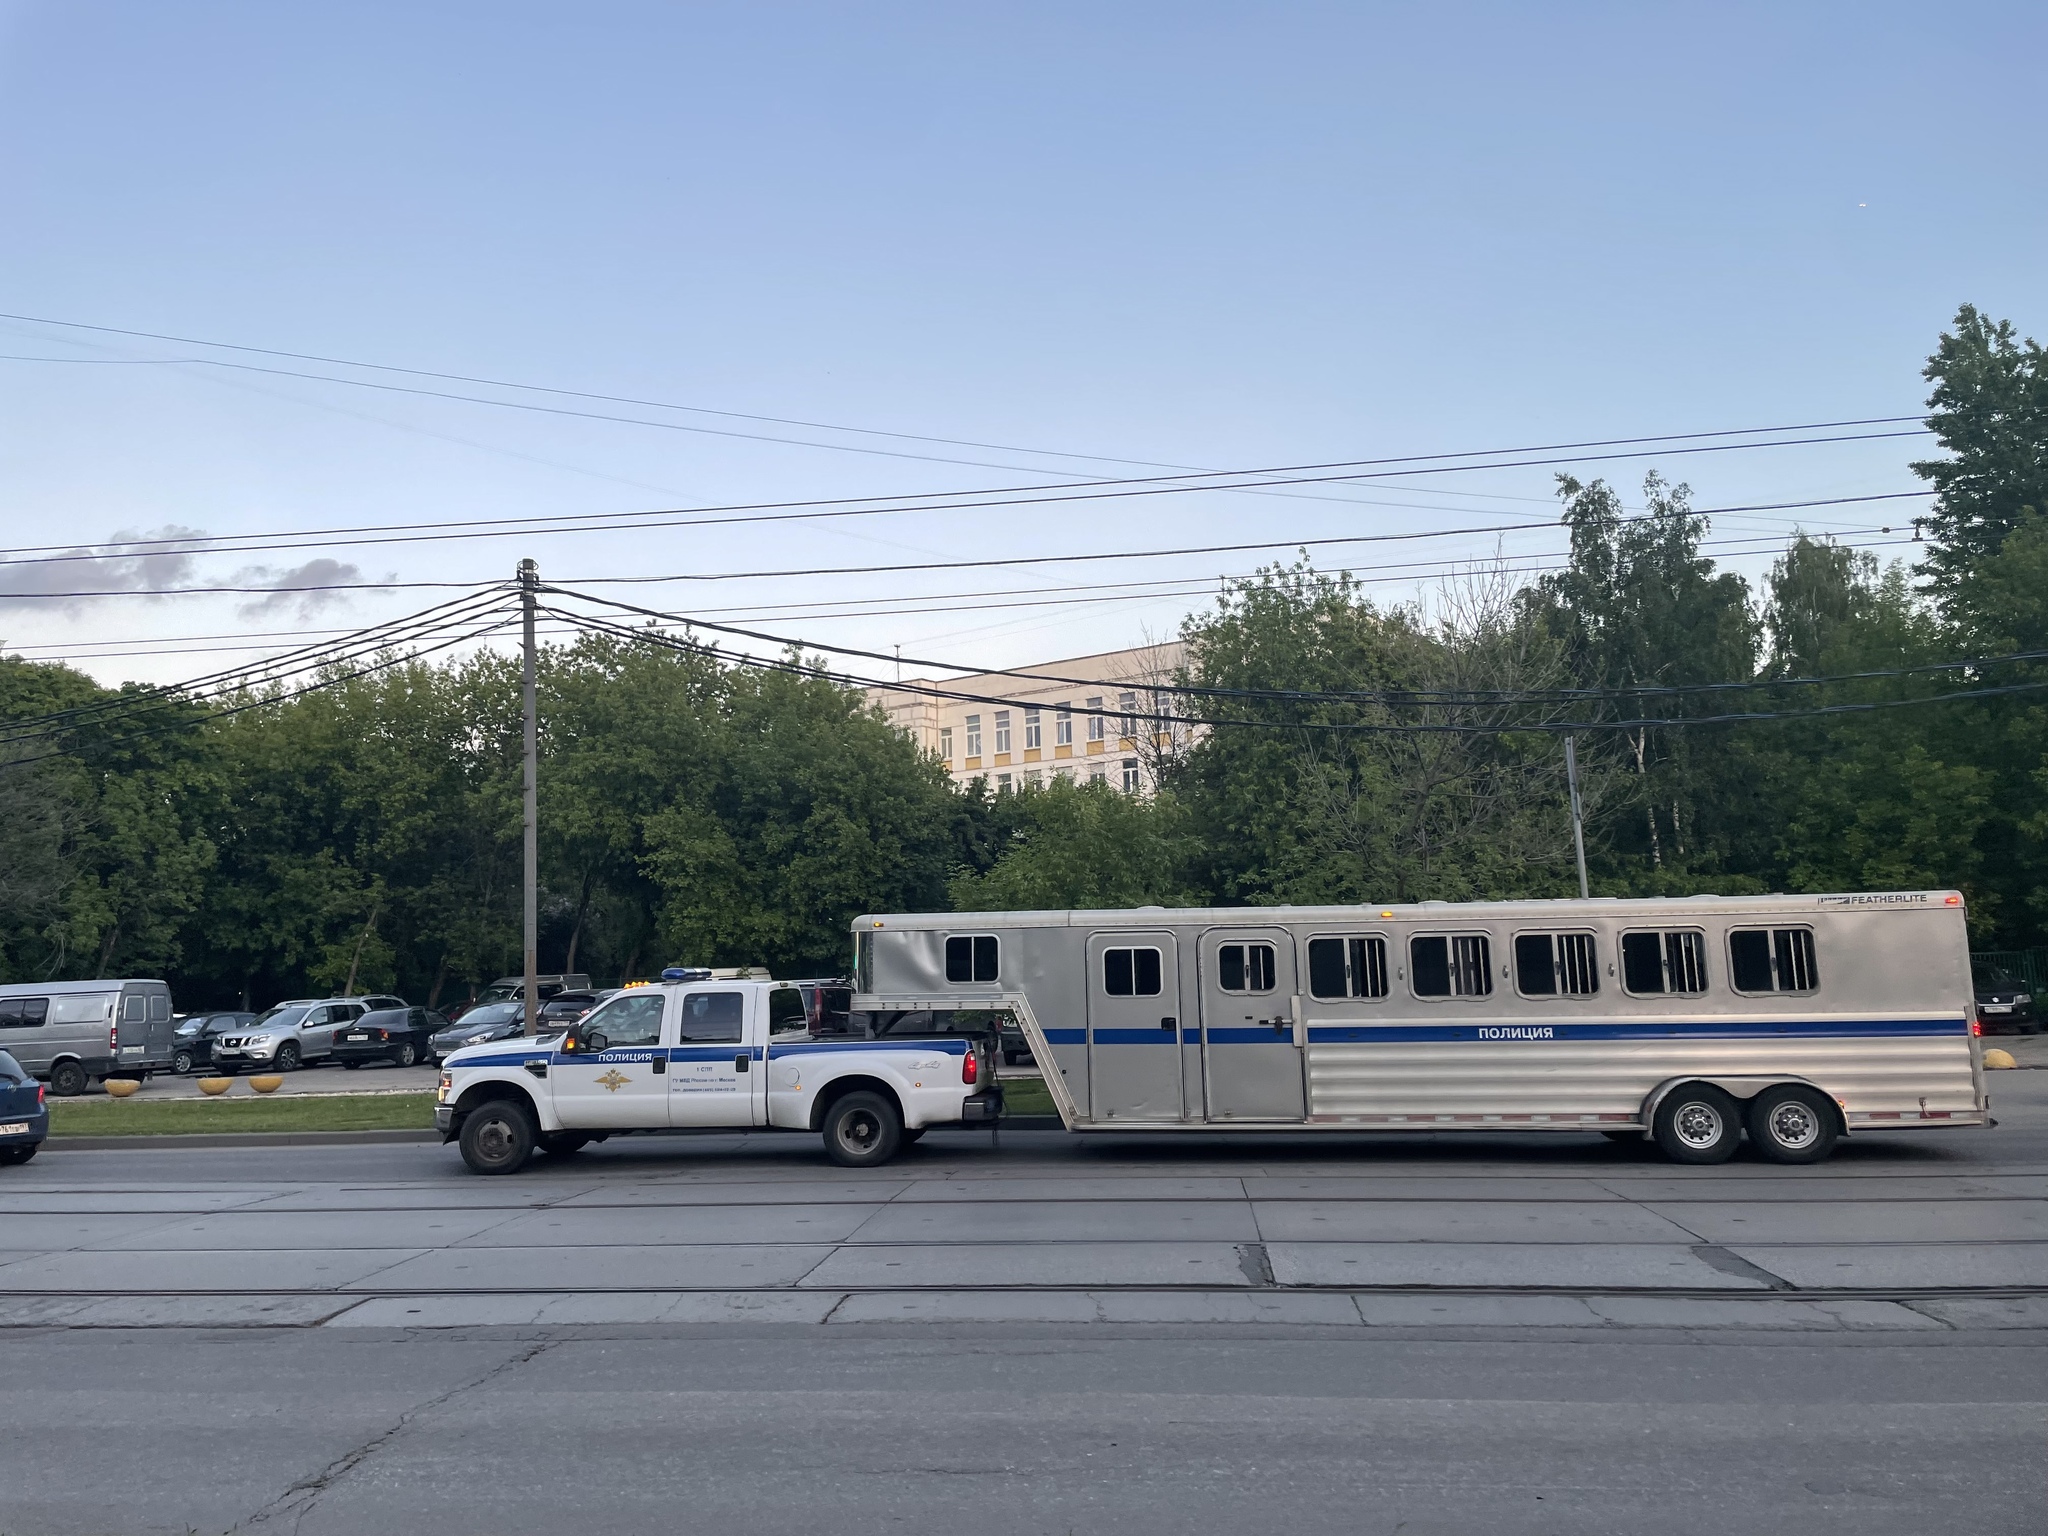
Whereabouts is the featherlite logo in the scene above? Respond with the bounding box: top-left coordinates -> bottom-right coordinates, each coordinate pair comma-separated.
1477,1026 -> 1555,1040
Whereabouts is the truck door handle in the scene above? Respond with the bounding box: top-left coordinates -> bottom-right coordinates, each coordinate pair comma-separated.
734,1053 -> 750,1073
1160,1017 -> 1177,1031
652,1055 -> 667,1075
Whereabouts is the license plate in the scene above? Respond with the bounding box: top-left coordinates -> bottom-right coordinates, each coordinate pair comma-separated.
344,1033 -> 369,1042
120,1045 -> 144,1055
1983,1004 -> 2012,1014
0,1122 -> 28,1135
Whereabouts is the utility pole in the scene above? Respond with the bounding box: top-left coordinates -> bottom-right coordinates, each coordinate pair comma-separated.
1564,734 -> 1590,899
520,559 -> 540,1036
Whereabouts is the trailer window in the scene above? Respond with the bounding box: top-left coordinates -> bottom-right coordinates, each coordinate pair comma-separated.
1622,931 -> 1709,995
1729,927 -> 1818,994
1514,932 -> 1598,997
0,997 -> 49,1028
1217,943 -> 1276,993
1308,937 -> 1389,1000
1411,934 -> 1492,998
1103,947 -> 1163,996
945,935 -> 1000,984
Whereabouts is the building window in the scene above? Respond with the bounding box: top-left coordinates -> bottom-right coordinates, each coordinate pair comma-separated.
1308,936 -> 1389,1000
1056,766 -> 1075,783
965,714 -> 982,757
937,726 -> 953,762
1514,932 -> 1599,997
1118,691 -> 1138,740
1087,697 -> 1105,742
1121,758 -> 1139,793
1729,927 -> 1817,993
1103,947 -> 1163,996
945,934 -> 1000,983
996,773 -> 1013,793
1055,704 -> 1072,747
1089,766 -> 1107,784
1622,930 -> 1709,995
994,710 -> 1011,755
1024,707 -> 1041,751
1025,769 -> 1042,789
1410,934 -> 1492,998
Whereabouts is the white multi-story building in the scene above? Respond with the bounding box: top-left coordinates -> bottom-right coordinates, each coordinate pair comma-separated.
866,641 -> 1192,796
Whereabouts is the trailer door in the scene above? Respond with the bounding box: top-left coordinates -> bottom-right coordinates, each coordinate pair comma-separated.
1199,928 -> 1305,1122
1086,931 -> 1183,1121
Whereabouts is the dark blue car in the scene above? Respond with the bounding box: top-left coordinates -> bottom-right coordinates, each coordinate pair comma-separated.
0,1049 -> 48,1166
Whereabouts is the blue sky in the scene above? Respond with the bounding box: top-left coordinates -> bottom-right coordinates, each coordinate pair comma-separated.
0,1 -> 2042,683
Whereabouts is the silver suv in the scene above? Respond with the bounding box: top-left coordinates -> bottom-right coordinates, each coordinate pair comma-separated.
210,994 -> 406,1073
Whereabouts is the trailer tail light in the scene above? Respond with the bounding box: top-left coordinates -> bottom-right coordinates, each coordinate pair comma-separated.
962,1048 -> 979,1085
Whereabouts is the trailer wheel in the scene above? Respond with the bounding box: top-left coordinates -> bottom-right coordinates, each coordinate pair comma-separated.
822,1091 -> 902,1167
1652,1085 -> 1741,1164
1745,1085 -> 1837,1164
48,1060 -> 88,1098
459,1099 -> 537,1175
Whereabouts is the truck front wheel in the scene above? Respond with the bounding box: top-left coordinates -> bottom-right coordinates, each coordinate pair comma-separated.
459,1099 -> 537,1175
822,1091 -> 902,1168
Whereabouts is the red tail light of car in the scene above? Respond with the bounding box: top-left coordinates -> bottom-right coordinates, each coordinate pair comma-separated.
962,1048 -> 979,1085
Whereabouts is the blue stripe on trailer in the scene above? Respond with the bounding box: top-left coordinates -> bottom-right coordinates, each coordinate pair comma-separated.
1303,1018 -> 1967,1044
1088,1028 -> 1181,1045
1041,1029 -> 1086,1045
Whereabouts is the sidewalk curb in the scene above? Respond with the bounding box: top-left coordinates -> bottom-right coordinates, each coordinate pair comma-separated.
49,1129 -> 442,1150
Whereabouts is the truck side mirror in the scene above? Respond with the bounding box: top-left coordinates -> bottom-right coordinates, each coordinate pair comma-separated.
583,1031 -> 609,1053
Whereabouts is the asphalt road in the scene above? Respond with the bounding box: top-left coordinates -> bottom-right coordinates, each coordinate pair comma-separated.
2,1073 -> 2044,1534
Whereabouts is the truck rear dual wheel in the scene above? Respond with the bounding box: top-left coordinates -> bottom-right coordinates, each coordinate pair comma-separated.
822,1091 -> 902,1167
459,1100 -> 537,1175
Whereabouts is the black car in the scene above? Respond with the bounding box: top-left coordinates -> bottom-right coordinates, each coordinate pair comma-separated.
170,1011 -> 256,1075
1973,964 -> 2039,1035
427,1001 -> 531,1065
537,990 -> 613,1027
334,1006 -> 447,1069
0,1048 -> 48,1166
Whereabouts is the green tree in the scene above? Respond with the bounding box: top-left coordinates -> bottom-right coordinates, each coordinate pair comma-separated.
949,780 -> 1200,911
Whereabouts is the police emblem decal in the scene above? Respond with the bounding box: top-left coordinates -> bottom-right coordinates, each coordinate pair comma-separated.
595,1068 -> 631,1092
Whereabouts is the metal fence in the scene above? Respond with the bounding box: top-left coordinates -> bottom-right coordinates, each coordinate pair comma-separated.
1971,949 -> 2048,992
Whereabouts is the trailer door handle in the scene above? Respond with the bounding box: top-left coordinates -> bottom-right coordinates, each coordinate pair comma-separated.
734,1053 -> 750,1073
1160,1017 -> 1177,1031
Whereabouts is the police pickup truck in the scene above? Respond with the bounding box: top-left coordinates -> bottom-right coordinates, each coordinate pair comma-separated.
435,969 -> 1001,1174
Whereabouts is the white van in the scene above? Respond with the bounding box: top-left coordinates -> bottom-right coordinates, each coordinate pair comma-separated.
0,979 -> 178,1096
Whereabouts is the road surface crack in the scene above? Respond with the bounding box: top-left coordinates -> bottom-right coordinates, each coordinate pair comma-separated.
232,1337 -> 554,1533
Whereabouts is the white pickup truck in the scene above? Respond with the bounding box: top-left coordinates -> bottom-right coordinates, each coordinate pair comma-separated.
435,971 -> 1001,1173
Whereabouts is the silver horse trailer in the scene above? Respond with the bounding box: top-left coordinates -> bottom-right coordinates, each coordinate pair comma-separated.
851,891 -> 1990,1164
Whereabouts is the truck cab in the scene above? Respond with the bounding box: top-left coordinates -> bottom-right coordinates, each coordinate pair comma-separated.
436,970 -> 1000,1174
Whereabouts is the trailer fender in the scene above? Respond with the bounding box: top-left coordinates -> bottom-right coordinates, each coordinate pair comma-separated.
1641,1075 -> 1847,1135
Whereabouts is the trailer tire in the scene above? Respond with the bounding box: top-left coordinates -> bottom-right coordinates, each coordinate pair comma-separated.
48,1060 -> 88,1098
459,1098 -> 537,1175
1745,1085 -> 1838,1164
822,1091 -> 902,1168
1653,1084 -> 1742,1164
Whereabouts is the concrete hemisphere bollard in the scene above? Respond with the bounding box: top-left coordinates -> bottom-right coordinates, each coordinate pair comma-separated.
197,1077 -> 233,1096
248,1075 -> 286,1094
103,1078 -> 140,1098
1982,1047 -> 2018,1070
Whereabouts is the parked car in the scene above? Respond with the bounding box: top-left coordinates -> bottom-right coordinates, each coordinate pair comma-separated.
170,1011 -> 256,1074
0,1049 -> 48,1165
0,979 -> 178,1096
999,1017 -> 1035,1067
443,973 -> 592,1023
427,1001 -> 533,1065
334,1006 -> 446,1069
210,994 -> 407,1073
1973,964 -> 2039,1035
537,990 -> 614,1027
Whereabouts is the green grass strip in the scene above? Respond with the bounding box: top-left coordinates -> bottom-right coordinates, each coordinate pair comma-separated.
1000,1077 -> 1055,1116
48,1092 -> 438,1136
